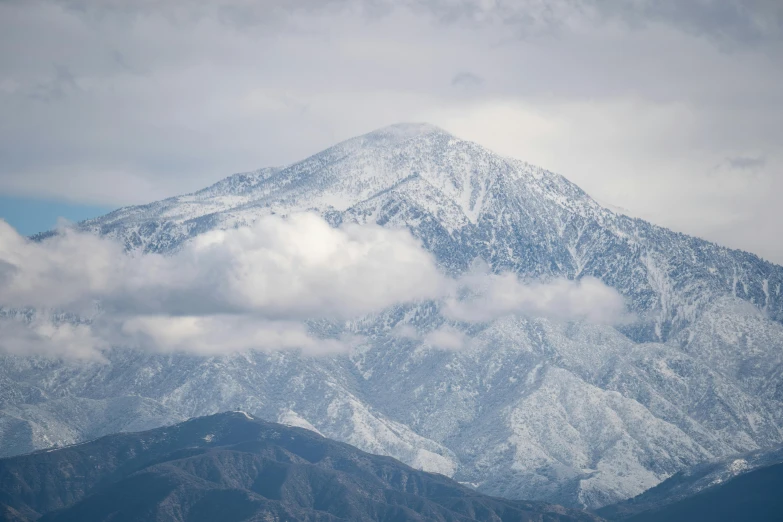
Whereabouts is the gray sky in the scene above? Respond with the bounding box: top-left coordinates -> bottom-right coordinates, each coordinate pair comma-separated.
1,0 -> 782,263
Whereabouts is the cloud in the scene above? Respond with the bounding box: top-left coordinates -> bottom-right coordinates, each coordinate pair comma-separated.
0,214 -> 446,317
175,213 -> 447,319
0,213 -> 445,358
28,64 -> 78,102
393,262 -> 632,351
451,71 -> 483,89
444,269 -> 631,325
0,219 -> 128,311
120,315 -> 354,356
423,325 -> 467,351
726,155 -> 767,171
0,214 -> 635,359
590,0 -> 783,47
0,315 -> 107,360
390,323 -> 419,340
416,0 -> 783,46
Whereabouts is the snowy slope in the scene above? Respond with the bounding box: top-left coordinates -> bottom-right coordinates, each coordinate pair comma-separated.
2,123 -> 783,509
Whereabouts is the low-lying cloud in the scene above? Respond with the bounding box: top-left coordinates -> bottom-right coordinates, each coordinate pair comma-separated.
423,325 -> 468,351
0,316 -> 107,360
444,268 -> 632,325
0,216 -> 632,359
0,219 -> 128,311
0,214 -> 445,317
0,214 -> 445,358
121,315 -> 356,356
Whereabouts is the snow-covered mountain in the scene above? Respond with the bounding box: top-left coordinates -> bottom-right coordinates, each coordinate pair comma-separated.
2,123 -> 783,509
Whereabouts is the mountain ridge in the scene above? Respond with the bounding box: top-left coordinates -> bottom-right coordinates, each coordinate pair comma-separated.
2,123 -> 783,509
603,461 -> 783,522
597,443 -> 783,520
0,411 -> 603,522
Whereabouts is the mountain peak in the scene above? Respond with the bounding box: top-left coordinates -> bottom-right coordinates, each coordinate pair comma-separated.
38,117 -> 783,513
372,121 -> 450,136
353,122 -> 453,146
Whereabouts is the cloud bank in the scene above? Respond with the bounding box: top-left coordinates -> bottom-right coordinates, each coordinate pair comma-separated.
0,214 -> 445,316
0,216 -> 631,358
0,317 -> 107,360
120,316 -> 355,356
0,214 -> 445,358
444,270 -> 632,325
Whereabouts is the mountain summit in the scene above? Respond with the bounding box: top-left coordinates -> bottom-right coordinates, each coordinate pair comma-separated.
2,124 -> 783,509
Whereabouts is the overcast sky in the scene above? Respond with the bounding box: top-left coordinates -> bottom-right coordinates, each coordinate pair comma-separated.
1,0 -> 782,263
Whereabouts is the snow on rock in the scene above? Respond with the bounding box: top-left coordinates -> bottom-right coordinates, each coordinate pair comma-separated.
277,409 -> 323,436
321,392 -> 458,477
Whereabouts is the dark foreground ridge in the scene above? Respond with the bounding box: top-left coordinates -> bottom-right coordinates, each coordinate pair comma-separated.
598,447 -> 783,522
0,412 -> 602,522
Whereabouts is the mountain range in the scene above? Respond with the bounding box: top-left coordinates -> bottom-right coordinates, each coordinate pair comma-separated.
2,122 -> 782,509
0,412 -> 601,522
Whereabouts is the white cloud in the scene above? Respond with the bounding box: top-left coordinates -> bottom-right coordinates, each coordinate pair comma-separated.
444,269 -> 631,325
120,315 -> 354,356
0,215 -> 632,359
423,325 -> 467,351
0,214 -> 445,317
169,213 -> 447,319
0,213 -> 444,358
0,219 -> 128,311
390,323 -> 420,340
0,316 -> 107,361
